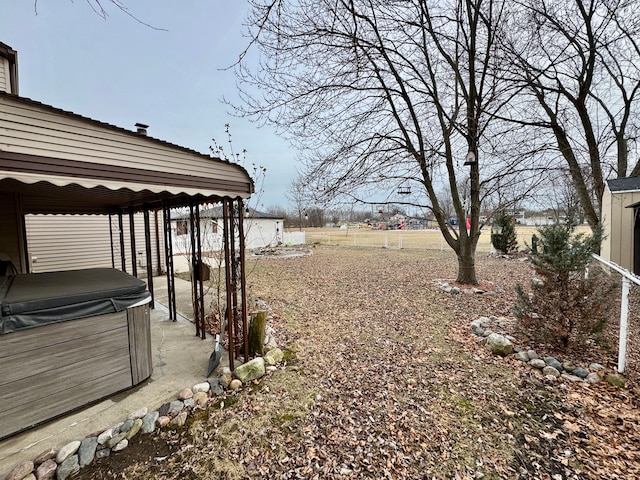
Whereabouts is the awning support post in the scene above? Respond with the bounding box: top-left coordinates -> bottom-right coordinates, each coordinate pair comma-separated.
129,207 -> 137,278
162,201 -> 177,321
143,206 -> 155,309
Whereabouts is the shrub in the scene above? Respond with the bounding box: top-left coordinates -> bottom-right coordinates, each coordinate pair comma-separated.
491,210 -> 518,254
514,215 -> 616,350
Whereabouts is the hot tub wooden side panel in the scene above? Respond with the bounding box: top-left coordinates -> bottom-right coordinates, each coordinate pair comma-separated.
0,311 -> 135,440
127,304 -> 152,385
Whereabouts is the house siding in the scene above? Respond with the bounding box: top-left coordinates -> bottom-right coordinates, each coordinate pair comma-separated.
0,57 -> 9,93
601,186 -> 640,271
26,213 -> 166,274
0,95 -> 252,196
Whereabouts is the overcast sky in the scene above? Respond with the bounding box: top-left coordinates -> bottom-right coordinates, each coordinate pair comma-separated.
0,0 -> 295,209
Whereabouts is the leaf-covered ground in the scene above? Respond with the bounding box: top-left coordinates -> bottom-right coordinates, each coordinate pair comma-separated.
78,246 -> 640,479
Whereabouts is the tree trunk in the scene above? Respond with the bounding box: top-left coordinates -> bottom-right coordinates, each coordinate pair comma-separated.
456,244 -> 477,285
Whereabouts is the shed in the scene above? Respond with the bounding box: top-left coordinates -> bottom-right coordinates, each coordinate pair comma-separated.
172,207 -> 286,252
601,176 -> 640,274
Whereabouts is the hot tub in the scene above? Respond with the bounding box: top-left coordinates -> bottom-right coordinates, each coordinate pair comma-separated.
0,268 -> 152,439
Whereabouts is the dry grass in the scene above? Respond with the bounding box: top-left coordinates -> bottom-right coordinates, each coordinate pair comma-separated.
301,225 -> 591,252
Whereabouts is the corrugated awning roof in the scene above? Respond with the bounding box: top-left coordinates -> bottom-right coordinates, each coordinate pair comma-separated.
0,170 -> 246,214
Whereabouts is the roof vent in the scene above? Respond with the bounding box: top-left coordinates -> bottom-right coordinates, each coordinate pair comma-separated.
135,123 -> 149,135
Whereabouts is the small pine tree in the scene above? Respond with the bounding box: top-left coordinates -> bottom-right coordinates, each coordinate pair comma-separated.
491,210 -> 518,254
514,213 -> 615,350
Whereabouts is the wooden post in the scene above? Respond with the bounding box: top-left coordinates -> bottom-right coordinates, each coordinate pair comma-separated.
248,311 -> 267,357
619,277 -> 631,373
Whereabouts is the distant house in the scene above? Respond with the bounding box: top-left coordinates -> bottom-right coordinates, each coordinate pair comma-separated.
601,176 -> 640,274
172,207 -> 293,251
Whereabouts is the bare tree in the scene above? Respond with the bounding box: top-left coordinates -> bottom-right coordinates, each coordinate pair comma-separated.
236,0 -> 546,284
502,0 -> 640,229
286,175 -> 310,231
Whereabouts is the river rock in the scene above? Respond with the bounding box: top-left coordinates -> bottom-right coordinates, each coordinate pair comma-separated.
168,400 -> 185,417
35,459 -> 57,480
56,455 -> 79,480
470,319 -> 485,336
606,374 -> 625,388
5,461 -> 33,480
178,388 -> 193,400
141,411 -> 160,433
542,366 -> 561,377
230,379 -> 243,390
527,350 -> 540,360
219,373 -> 233,388
157,416 -> 171,428
106,432 -> 128,449
97,427 -> 115,446
125,418 -> 143,439
485,333 -> 513,356
95,449 -> 111,459
264,348 -> 284,366
572,367 -> 589,379
589,363 -> 604,371
193,391 -> 209,407
529,359 -> 547,369
514,351 -> 530,362
561,373 -> 584,383
112,439 -> 128,452
193,382 -> 210,394
127,407 -> 148,420
33,448 -> 57,465
585,372 -> 601,384
56,441 -> 81,464
234,357 -> 266,382
78,437 -> 98,467
170,411 -> 188,427
543,357 -> 563,371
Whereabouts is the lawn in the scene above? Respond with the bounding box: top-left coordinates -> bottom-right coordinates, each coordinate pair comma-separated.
78,246 -> 639,479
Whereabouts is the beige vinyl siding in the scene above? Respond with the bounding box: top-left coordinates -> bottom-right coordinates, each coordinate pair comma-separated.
602,189 -> 640,271
26,213 -> 166,274
0,58 -> 9,93
0,95 -> 251,194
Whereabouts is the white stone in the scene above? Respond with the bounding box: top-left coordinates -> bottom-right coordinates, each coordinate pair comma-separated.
112,439 -> 129,452
192,382 -> 211,393
56,441 -> 81,464
127,407 -> 148,420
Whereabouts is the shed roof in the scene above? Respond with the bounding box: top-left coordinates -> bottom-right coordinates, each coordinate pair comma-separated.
172,206 -> 284,221
607,176 -> 640,193
0,91 -> 253,214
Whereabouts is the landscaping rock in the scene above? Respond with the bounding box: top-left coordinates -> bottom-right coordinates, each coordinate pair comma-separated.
56,455 -> 79,480
192,382 -> 210,394
55,441 -> 80,464
5,461 -> 34,480
529,359 -> 547,370
167,400 -> 185,417
585,373 -> 601,384
572,367 -> 589,379
561,373 -> 584,383
543,357 -> 563,371
125,418 -> 143,440
35,459 -> 57,480
485,333 -> 513,356
264,348 -> 284,366
157,416 -> 171,428
170,411 -> 188,427
193,391 -> 209,407
606,374 -> 625,388
542,366 -> 561,377
589,363 -> 604,371
127,407 -> 148,420
112,439 -> 128,452
78,437 -> 98,467
562,362 -> 576,372
95,449 -> 111,460
230,379 -> 243,390
527,350 -> 540,360
141,411 -> 159,434
33,448 -> 57,465
234,357 -> 266,382
514,351 -> 530,362
178,388 -> 193,400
